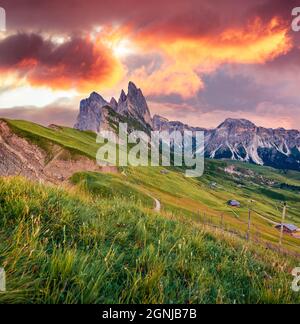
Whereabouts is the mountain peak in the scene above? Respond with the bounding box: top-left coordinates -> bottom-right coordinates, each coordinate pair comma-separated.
119,89 -> 127,104
153,115 -> 170,130
117,82 -> 153,128
89,91 -> 106,103
75,82 -> 153,132
110,97 -> 118,110
128,81 -> 138,94
153,115 -> 169,123
218,118 -> 256,129
74,92 -> 108,132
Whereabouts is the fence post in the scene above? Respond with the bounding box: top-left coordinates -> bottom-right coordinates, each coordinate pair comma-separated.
246,207 -> 251,241
246,200 -> 255,241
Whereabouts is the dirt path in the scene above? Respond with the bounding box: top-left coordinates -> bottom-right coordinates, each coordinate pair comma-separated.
153,197 -> 161,212
144,192 -> 161,212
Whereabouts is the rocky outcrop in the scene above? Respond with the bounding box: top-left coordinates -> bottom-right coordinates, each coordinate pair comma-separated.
0,120 -> 105,183
74,92 -> 108,132
0,120 -> 46,180
74,82 -> 153,133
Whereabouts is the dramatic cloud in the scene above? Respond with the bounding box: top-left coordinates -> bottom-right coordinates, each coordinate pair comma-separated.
131,17 -> 291,98
0,0 -> 300,129
0,32 -> 124,92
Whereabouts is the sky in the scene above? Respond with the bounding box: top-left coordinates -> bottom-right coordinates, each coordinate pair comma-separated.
0,0 -> 300,129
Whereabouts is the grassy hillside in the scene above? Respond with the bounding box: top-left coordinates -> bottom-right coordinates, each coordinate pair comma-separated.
70,172 -> 153,207
0,177 -> 299,304
74,165 -> 300,254
3,118 -> 300,253
3,118 -> 100,160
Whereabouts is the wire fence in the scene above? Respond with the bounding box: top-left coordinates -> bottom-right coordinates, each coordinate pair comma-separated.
192,208 -> 300,260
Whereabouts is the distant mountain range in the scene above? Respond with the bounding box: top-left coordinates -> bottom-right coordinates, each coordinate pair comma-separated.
74,82 -> 300,171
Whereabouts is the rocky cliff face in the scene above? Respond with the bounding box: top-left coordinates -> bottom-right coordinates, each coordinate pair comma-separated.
154,115 -> 300,170
74,82 -> 153,133
0,120 -> 46,180
74,92 -> 108,132
205,118 -> 300,170
0,120 -> 102,183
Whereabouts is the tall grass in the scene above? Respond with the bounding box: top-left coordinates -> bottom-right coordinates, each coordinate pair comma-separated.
0,177 -> 299,304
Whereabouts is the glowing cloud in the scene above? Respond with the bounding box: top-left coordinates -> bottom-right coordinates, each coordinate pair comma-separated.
131,17 -> 292,98
0,32 -> 125,95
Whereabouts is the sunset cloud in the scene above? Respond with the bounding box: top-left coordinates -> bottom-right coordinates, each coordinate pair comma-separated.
130,17 -> 292,98
0,32 -> 124,93
0,0 -> 300,129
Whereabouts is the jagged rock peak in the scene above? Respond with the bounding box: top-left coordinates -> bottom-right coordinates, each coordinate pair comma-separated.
128,81 -> 140,95
110,97 -> 118,110
119,89 -> 127,104
128,81 -> 145,101
117,82 -> 153,128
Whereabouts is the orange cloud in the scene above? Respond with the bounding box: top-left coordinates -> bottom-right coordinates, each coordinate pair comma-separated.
132,63 -> 204,99
0,33 -> 125,94
131,17 -> 292,98
0,17 -> 293,101
162,17 -> 291,65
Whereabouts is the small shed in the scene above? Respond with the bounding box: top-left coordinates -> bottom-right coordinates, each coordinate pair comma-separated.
227,200 -> 241,207
275,223 -> 298,234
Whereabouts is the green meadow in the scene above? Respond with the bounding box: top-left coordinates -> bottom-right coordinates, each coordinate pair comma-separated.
0,177 -> 299,304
